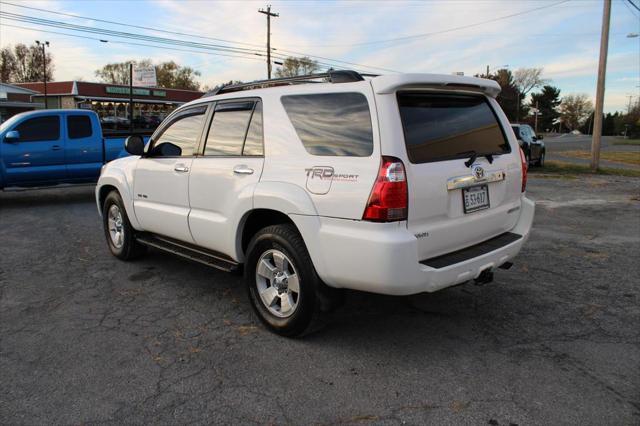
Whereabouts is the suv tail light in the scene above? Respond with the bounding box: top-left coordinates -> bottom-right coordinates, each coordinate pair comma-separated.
519,148 -> 528,192
363,156 -> 408,222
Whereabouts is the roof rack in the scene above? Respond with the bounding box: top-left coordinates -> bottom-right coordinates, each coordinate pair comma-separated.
203,70 -> 377,97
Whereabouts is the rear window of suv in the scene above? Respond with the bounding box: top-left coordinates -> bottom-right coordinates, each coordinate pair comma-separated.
397,92 -> 510,164
281,92 -> 373,157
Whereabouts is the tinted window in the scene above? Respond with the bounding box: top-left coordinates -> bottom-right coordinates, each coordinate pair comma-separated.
15,116 -> 60,142
397,93 -> 510,164
281,93 -> 373,156
243,102 -> 263,156
152,107 -> 206,157
204,104 -> 253,156
68,115 -> 93,139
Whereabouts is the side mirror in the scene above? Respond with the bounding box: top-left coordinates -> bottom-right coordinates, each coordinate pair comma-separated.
124,135 -> 145,156
4,130 -> 20,143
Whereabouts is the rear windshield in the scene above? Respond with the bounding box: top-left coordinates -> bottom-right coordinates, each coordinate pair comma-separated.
397,93 -> 510,164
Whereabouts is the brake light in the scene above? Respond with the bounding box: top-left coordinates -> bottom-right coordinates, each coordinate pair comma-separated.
519,148 -> 528,192
363,156 -> 408,222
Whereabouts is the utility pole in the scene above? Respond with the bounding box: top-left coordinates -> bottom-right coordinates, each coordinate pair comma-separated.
534,101 -> 539,134
486,65 -> 490,77
129,62 -> 134,133
590,0 -> 611,172
35,40 -> 49,109
259,5 -> 279,79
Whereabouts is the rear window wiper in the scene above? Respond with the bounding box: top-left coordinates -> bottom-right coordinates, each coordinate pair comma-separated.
459,151 -> 494,168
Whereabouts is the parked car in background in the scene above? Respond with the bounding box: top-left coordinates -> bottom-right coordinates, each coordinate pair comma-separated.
0,109 -> 142,189
96,71 -> 534,337
511,123 -> 545,166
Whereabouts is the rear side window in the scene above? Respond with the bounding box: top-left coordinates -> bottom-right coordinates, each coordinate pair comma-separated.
281,93 -> 373,157
67,115 -> 93,139
204,102 -> 254,156
243,102 -> 263,156
397,93 -> 510,164
14,116 -> 60,142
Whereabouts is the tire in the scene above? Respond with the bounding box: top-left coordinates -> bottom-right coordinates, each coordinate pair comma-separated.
244,224 -> 325,337
102,190 -> 146,260
536,151 -> 545,167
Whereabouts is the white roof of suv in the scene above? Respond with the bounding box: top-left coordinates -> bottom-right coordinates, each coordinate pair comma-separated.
197,71 -> 502,103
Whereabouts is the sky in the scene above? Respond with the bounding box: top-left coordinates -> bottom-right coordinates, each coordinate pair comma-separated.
0,0 -> 638,113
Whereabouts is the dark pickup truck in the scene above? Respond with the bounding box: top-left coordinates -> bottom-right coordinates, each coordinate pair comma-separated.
0,109 -> 147,189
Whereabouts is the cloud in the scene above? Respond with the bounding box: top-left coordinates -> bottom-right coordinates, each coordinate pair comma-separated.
0,0 -> 637,113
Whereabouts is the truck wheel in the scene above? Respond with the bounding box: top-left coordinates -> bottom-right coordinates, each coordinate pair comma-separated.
245,224 -> 323,337
102,191 -> 146,260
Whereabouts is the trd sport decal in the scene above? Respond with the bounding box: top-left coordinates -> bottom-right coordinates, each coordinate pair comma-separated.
305,166 -> 359,182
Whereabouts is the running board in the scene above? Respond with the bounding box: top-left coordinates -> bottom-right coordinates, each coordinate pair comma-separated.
135,233 -> 240,272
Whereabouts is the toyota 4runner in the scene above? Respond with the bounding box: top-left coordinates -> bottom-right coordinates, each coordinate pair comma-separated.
96,71 -> 535,336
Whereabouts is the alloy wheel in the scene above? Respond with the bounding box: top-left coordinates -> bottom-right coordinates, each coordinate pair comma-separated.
255,249 -> 300,318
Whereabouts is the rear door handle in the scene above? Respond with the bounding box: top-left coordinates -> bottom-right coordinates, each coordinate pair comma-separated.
174,164 -> 189,173
233,165 -> 254,175
52,145 -> 62,151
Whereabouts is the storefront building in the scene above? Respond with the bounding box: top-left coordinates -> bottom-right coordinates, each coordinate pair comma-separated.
15,81 -> 203,132
0,82 -> 44,123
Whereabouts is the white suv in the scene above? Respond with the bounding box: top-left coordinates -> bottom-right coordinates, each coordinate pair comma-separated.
96,71 -> 534,336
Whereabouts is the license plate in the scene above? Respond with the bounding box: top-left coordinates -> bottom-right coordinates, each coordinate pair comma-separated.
463,185 -> 490,213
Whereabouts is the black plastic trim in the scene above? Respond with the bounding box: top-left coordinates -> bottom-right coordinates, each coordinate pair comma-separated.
420,232 -> 522,269
136,233 -> 240,272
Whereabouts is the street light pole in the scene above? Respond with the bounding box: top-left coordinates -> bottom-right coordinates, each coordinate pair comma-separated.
590,0 -> 611,172
36,40 -> 49,109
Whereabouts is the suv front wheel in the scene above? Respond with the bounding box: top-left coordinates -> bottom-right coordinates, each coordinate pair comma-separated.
102,190 -> 146,260
245,224 -> 321,337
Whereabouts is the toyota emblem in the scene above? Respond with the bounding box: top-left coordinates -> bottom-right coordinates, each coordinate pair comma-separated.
472,165 -> 485,179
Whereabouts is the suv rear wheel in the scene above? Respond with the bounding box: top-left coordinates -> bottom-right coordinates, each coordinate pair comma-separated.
102,191 -> 146,260
245,224 -> 321,337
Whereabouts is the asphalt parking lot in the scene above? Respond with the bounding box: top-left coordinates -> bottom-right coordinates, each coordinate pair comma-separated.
1,175 -> 639,425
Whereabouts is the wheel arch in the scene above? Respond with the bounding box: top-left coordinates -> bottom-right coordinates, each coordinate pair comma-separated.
238,209 -> 299,257
96,170 -> 141,230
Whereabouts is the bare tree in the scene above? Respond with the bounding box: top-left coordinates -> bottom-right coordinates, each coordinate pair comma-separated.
514,67 -> 548,96
558,94 -> 594,131
0,47 -> 16,82
95,59 -> 201,90
0,43 -> 54,82
274,57 -> 319,78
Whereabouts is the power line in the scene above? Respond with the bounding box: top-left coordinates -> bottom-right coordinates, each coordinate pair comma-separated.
285,0 -> 572,48
0,23 -> 266,62
0,18 -> 373,75
622,0 -> 640,18
627,0 -> 640,13
0,1 -> 266,49
0,21 -> 373,76
0,11 -> 262,56
0,1 -> 398,73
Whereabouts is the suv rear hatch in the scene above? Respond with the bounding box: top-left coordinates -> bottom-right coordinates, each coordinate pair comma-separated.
395,91 -> 523,261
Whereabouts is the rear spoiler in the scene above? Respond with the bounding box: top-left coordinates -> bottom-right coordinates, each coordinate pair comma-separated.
371,73 -> 501,98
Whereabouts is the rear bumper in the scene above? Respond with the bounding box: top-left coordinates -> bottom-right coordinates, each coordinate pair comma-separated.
292,196 -> 535,296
